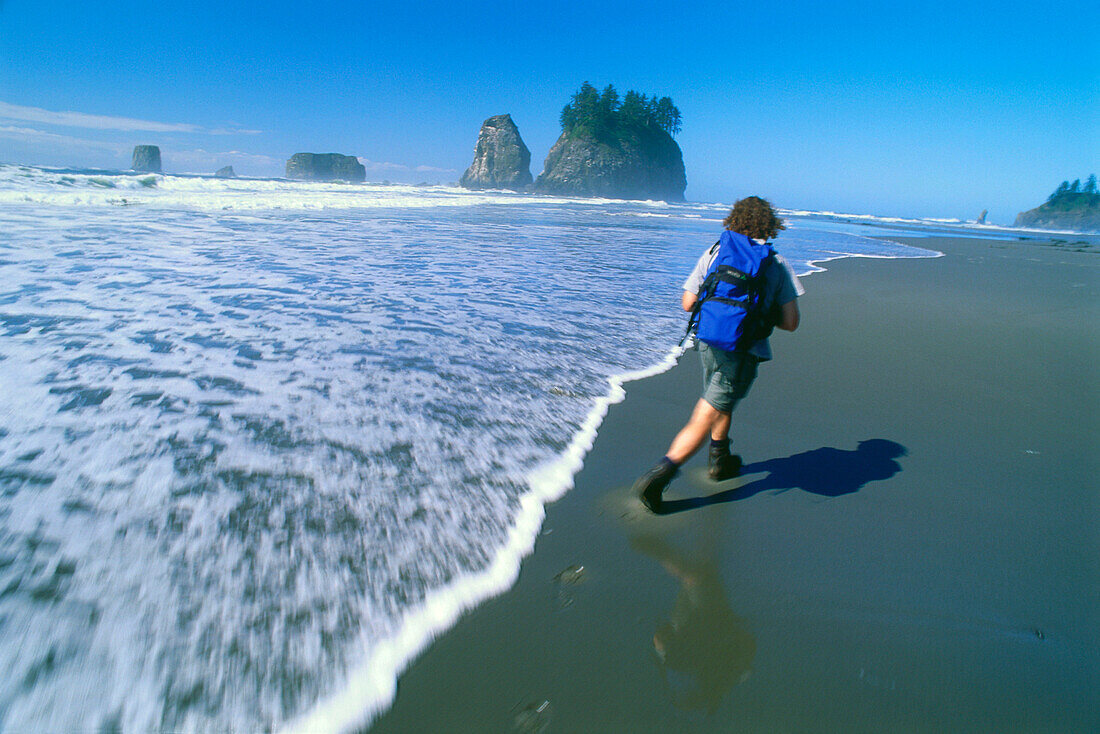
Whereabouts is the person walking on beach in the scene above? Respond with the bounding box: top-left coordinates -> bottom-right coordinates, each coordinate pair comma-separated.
634,196 -> 803,513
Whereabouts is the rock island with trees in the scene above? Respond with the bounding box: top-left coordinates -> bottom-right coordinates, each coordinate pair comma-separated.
461,82 -> 687,202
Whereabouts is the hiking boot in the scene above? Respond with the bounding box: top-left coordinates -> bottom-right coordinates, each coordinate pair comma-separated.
708,444 -> 742,481
633,460 -> 677,513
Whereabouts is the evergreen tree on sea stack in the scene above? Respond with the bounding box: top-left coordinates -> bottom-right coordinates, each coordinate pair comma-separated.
557,83 -> 683,140
535,82 -> 687,201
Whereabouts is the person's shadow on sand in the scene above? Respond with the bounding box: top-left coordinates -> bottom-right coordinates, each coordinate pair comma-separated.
659,439 -> 907,514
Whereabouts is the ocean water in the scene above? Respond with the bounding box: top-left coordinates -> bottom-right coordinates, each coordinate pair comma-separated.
0,164 -> 942,732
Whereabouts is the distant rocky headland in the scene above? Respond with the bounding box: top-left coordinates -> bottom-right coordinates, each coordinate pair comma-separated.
1016,176 -> 1100,232
459,83 -> 687,202
285,153 -> 366,182
460,114 -> 532,190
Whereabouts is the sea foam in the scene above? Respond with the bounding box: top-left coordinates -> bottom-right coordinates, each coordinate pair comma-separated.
284,345 -> 686,733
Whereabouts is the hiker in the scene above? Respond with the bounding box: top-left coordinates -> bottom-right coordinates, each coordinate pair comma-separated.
634,196 -> 803,512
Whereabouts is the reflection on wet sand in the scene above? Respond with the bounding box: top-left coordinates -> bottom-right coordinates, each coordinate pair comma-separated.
630,526 -> 755,713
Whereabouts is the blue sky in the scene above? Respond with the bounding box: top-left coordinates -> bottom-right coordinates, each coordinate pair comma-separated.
1,0 -> 1096,221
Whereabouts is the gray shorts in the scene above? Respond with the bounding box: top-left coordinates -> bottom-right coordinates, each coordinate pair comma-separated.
698,342 -> 759,414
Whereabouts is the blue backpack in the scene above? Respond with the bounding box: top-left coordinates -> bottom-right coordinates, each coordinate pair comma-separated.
685,230 -> 775,353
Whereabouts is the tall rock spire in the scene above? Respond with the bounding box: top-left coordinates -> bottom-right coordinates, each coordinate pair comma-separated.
460,114 -> 532,191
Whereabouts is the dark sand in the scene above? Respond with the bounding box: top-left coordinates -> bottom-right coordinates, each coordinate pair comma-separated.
369,235 -> 1099,732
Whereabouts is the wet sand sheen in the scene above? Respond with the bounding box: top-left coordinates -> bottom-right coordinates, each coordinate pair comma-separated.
367,235 -> 1099,732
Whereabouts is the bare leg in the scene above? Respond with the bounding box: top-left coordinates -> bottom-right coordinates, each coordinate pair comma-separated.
666,399 -> 730,464
636,399 -> 732,512
710,411 -> 731,442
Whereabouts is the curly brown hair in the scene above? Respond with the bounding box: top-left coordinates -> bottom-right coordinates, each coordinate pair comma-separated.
722,196 -> 785,242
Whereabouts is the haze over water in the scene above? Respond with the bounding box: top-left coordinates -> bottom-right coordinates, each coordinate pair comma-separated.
0,165 -> 948,731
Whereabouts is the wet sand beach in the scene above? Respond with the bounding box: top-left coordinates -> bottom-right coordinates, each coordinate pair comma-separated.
368,235 -> 1099,732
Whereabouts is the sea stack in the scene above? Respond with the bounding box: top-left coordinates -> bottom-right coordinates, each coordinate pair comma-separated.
459,114 -> 533,190
285,153 -> 366,182
215,166 -> 236,178
131,145 -> 162,173
535,129 -> 686,201
534,84 -> 687,201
